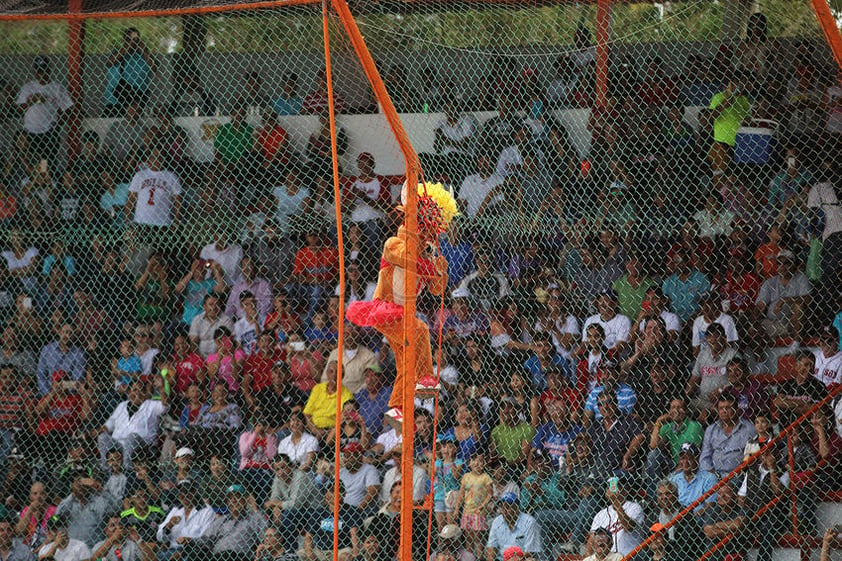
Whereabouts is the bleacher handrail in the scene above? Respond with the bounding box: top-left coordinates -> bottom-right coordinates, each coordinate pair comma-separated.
621,380 -> 842,561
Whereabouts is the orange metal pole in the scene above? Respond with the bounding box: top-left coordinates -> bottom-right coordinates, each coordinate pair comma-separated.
321,2 -> 346,561
812,0 -> 842,75
329,3 -> 420,561
595,0 -> 610,108
66,0 -> 84,159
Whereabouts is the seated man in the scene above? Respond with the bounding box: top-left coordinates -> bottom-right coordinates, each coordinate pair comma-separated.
55,475 -> 120,548
486,493 -> 543,561
193,485 -> 267,561
97,380 -> 167,469
156,481 -> 216,560
583,362 -> 637,426
653,479 -> 706,560
720,356 -> 770,421
303,360 -> 352,439
457,250 -> 512,312
754,249 -> 811,343
38,515 -> 91,561
587,392 -> 645,477
738,446 -> 790,561
701,480 -> 748,561
589,478 -> 644,556
529,399 -> 582,470
300,482 -> 362,561
581,289 -> 632,356
668,443 -> 717,510
813,326 -> 842,388
774,350 -> 827,427
687,323 -> 738,416
338,443 -> 380,513
647,398 -> 703,485
700,394 -> 757,478
691,292 -> 739,356
583,528 -> 623,561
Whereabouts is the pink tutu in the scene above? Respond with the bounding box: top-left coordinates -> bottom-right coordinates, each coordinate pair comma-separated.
346,299 -> 404,327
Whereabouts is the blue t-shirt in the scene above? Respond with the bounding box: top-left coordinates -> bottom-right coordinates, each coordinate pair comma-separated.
354,385 -> 392,438
121,52 -> 151,89
585,384 -> 637,420
117,355 -> 142,375
273,96 -> 303,116
833,311 -> 842,351
523,353 -> 573,393
433,458 -> 464,501
531,422 -> 582,469
439,235 -> 475,289
441,425 -> 487,462
42,255 -> 76,277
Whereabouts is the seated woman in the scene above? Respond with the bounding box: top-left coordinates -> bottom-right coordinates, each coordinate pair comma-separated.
188,384 -> 242,460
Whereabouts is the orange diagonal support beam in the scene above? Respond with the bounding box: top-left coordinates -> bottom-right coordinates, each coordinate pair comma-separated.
812,0 -> 842,76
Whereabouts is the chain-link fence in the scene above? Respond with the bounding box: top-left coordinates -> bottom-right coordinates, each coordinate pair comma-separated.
0,1 -> 839,561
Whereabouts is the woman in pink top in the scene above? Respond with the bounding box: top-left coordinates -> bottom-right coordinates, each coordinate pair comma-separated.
238,415 -> 278,502
16,481 -> 55,548
206,326 -> 245,393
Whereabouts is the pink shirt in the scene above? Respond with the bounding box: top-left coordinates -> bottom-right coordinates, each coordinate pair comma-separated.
207,349 -> 245,393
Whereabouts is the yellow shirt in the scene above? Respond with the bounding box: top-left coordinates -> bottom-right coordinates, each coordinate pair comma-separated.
303,382 -> 352,429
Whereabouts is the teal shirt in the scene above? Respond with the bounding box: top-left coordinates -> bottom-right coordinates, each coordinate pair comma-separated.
520,472 -> 565,512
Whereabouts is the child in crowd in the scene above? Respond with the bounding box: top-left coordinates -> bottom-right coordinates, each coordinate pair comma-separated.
457,452 -> 493,559
433,434 -> 463,531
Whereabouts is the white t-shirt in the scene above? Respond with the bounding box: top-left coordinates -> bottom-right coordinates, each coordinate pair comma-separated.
458,173 -> 505,218
17,80 -> 73,134
807,182 -> 842,241
437,115 -> 476,156
129,168 -> 182,227
691,313 -> 739,349
582,313 -> 632,350
277,432 -> 319,466
199,243 -> 243,286
1,247 -> 38,271
590,501 -> 645,555
105,399 -> 167,445
813,349 -> 842,387
234,316 -> 262,356
39,539 -> 91,561
637,310 -> 682,334
139,348 -> 159,376
338,463 -> 380,507
534,315 -> 580,356
834,398 -> 842,439
350,177 -> 386,223
495,145 -> 523,177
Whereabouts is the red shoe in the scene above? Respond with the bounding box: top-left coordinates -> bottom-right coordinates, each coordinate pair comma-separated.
415,376 -> 441,391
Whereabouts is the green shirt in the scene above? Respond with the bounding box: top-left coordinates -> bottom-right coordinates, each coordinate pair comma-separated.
214,122 -> 254,163
709,92 -> 751,146
613,275 -> 655,320
520,472 -> 565,512
658,418 -> 703,462
491,422 -> 536,463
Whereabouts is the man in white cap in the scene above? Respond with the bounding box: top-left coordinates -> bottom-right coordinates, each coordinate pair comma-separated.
430,525 -> 475,561
754,249 -> 811,342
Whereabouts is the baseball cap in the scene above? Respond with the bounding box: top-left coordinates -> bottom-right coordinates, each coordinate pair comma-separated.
451,287 -> 470,299
650,522 -> 667,533
503,546 -> 525,561
365,363 -> 383,373
342,442 -> 364,453
439,524 -> 462,540
498,492 -> 519,504
437,433 -> 455,443
175,447 -> 194,459
679,442 -> 701,457
599,288 -> 618,300
776,249 -> 795,261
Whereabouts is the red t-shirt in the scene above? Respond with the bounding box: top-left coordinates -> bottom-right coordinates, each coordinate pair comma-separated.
36,394 -> 83,435
722,271 -> 762,311
293,246 -> 338,283
245,351 -> 282,393
755,243 -> 780,279
175,352 -> 206,394
256,125 -> 288,162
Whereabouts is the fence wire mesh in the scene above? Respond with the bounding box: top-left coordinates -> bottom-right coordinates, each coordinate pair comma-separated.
0,2 -> 839,561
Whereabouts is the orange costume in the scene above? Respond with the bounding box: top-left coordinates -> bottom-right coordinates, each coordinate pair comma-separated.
346,183 -> 458,413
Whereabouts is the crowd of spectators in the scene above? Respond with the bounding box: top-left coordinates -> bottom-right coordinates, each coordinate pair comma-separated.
0,13 -> 840,561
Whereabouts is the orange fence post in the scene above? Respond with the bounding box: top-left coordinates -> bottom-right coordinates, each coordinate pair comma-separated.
329,3 -> 421,561
595,0 -> 611,108
66,0 -> 84,159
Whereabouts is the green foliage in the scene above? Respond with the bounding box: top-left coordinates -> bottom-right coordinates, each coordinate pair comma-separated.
0,0 -> 831,56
